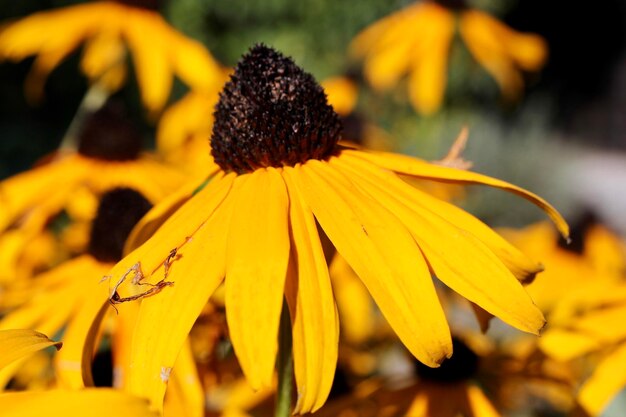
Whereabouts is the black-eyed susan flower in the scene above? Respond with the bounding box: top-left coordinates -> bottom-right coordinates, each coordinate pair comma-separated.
351,0 -> 548,115
101,45 -> 567,414
500,217 -> 625,314
0,104 -> 185,285
0,0 -> 224,113
0,188 -> 153,387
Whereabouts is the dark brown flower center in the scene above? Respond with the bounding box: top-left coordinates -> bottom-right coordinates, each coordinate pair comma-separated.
210,45 -> 342,174
88,188 -> 152,263
113,0 -> 160,11
77,104 -> 143,162
414,338 -> 479,383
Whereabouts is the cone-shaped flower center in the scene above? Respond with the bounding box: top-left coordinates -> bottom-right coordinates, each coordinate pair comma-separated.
414,338 -> 479,383
113,0 -> 160,10
88,188 -> 152,263
77,104 -> 143,162
211,44 -> 342,174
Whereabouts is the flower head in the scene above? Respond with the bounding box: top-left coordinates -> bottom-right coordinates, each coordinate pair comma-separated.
104,45 -> 567,413
0,1 -> 224,112
351,0 -> 548,114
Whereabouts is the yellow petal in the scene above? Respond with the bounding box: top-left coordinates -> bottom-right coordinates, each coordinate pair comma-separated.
328,254 -> 375,344
463,383 -> 501,417
333,155 -> 545,334
56,288 -> 110,389
0,155 -> 89,231
578,343 -> 626,416
106,173 -> 233,298
293,161 -> 451,367
126,185 -> 233,409
170,32 -> 225,92
346,149 -> 569,238
460,10 -> 525,100
283,168 -> 339,413
225,169 -> 290,389
343,153 -> 542,283
407,7 -> 455,115
321,77 -> 358,117
539,329 -> 600,362
123,12 -> 172,113
163,341 -> 204,417
0,389 -> 158,417
0,329 -> 61,371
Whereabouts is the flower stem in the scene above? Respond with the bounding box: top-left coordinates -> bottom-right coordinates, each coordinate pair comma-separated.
57,82 -> 110,155
275,301 -> 293,417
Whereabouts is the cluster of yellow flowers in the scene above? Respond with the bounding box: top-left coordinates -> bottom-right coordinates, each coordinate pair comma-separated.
0,1 -> 624,417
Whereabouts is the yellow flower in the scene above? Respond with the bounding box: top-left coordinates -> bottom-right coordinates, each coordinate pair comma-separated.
500,219 -> 625,314
0,105 -> 185,285
0,0 -> 223,113
100,45 -> 566,413
351,0 -> 548,115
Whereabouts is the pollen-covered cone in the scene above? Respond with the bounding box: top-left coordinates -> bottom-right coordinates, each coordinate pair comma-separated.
105,45 -> 567,414
0,1 -> 224,113
350,0 -> 547,114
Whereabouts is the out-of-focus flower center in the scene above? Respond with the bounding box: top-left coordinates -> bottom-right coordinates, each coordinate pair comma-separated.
414,338 -> 479,383
210,44 -> 342,174
88,188 -> 152,263
112,0 -> 160,11
77,104 -> 143,162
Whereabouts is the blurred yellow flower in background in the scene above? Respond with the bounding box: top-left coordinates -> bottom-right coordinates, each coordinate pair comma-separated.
351,0 -> 548,115
500,219 -> 625,314
103,45 -> 566,414
0,0 -> 224,113
0,104 -> 184,287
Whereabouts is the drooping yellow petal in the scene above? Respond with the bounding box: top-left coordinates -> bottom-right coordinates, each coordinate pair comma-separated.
283,168 -> 339,413
0,4 -> 109,60
346,149 -> 569,238
105,173 -> 233,297
123,11 -> 172,113
407,5 -> 455,115
460,10 -> 526,100
0,329 -> 61,371
578,343 -> 626,416
170,32 -> 226,92
127,186 -> 234,410
342,153 -> 542,283
55,287 -> 110,389
225,168 -> 290,389
333,155 -> 545,334
293,161 -> 451,367
163,340 -> 204,417
0,389 -> 158,417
